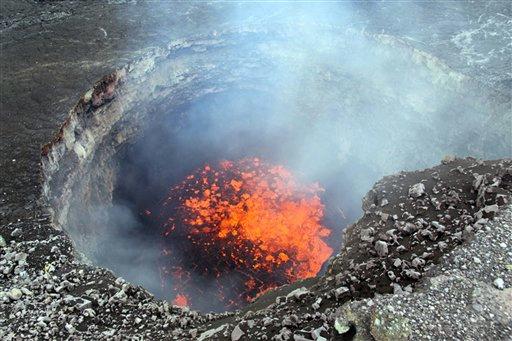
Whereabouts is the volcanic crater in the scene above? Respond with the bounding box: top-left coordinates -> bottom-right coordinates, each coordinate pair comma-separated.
40,27 -> 510,313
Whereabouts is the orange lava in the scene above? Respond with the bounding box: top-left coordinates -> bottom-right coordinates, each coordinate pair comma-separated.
158,157 -> 333,306
172,294 -> 189,307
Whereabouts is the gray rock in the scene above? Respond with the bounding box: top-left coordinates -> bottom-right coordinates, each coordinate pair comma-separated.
286,287 -> 309,301
65,323 -> 75,334
411,257 -> 425,268
493,278 -> 505,290
409,183 -> 425,198
361,228 -> 375,243
483,205 -> 499,213
231,325 -> 244,341
334,318 -> 351,334
334,286 -> 350,299
312,298 -> 322,310
311,326 -> 326,341
375,241 -> 389,257
293,334 -> 314,341
10,228 -> 22,237
404,269 -> 421,279
431,221 -> 445,232
20,287 -> 33,296
77,298 -> 92,311
8,288 -> 23,300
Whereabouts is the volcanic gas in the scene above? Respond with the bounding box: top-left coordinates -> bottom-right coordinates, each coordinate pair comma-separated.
152,158 -> 333,310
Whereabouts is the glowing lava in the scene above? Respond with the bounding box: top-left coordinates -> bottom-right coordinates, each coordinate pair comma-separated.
172,294 -> 189,307
156,157 -> 332,309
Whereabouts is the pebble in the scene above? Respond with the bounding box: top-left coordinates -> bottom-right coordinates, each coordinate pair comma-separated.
231,325 -> 244,341
483,205 -> 499,213
334,318 -> 351,334
77,299 -> 92,311
412,257 -> 425,268
375,241 -> 389,257
334,286 -> 349,299
21,287 -> 33,296
65,323 -> 76,334
409,183 -> 426,198
11,228 -> 22,237
493,278 -> 504,290
8,288 -> 23,300
286,287 -> 309,301
381,213 -> 389,222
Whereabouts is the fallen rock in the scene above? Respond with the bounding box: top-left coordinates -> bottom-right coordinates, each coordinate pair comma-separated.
286,287 -> 309,301
408,183 -> 425,198
493,278 -> 505,290
8,288 -> 23,300
231,325 -> 244,341
375,241 -> 389,257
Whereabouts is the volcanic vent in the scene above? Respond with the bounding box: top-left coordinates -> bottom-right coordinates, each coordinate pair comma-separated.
41,27 -> 510,314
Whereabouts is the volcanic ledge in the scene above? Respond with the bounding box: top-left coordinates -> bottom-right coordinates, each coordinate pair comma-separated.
1,157 -> 511,340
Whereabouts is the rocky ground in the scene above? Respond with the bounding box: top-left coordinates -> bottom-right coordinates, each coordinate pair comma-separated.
1,157 -> 511,340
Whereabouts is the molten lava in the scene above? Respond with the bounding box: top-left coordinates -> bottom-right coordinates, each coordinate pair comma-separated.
156,157 -> 332,309
172,294 -> 189,307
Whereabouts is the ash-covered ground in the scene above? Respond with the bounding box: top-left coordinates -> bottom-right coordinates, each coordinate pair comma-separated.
1,1 -> 511,340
